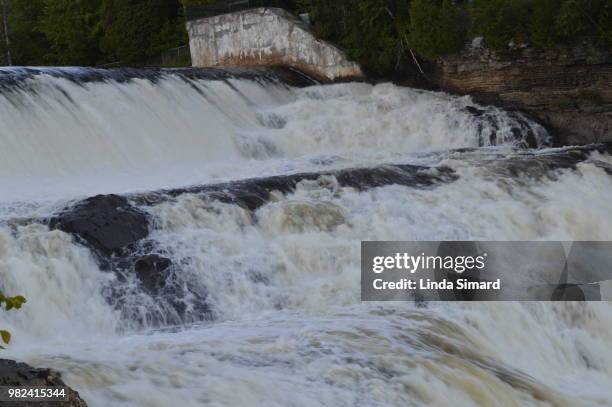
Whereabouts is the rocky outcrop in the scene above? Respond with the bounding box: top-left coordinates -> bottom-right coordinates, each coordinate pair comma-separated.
134,254 -> 173,294
0,359 -> 87,407
186,7 -> 363,82
50,145 -> 612,262
49,144 -> 612,263
43,144 -> 610,322
434,39 -> 611,145
49,194 -> 149,258
48,163 -> 457,324
136,163 -> 458,207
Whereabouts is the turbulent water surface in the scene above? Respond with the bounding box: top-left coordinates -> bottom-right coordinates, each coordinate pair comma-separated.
0,67 -> 611,407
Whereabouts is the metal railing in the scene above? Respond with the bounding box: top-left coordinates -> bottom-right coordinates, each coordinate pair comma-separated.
155,45 -> 191,67
96,45 -> 192,68
185,0 -> 296,21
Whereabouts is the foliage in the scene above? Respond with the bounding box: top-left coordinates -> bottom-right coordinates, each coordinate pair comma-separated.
3,0 -> 49,65
556,0 -> 612,47
100,0 -> 185,64
301,0 -> 611,76
179,0 -> 214,5
469,0 -> 534,49
0,292 -> 26,348
0,0 -> 609,71
303,0 -> 410,77
529,0 -> 561,48
407,0 -> 465,60
38,0 -> 103,65
1,0 -> 188,66
470,0 -> 612,49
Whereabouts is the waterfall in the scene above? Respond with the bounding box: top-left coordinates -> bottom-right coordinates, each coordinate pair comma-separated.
0,67 -> 609,407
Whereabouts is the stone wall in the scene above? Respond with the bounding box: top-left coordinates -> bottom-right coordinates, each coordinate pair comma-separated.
434,39 -> 612,145
186,8 -> 363,82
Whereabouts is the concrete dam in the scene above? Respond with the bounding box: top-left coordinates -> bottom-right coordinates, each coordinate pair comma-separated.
186,6 -> 364,82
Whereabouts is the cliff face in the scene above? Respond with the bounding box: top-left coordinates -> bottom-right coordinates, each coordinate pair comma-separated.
186,8 -> 363,82
434,40 -> 612,145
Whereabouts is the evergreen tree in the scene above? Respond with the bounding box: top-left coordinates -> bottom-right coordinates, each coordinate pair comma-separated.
408,0 -> 466,60
100,0 -> 184,64
4,0 -> 49,65
39,0 -> 103,65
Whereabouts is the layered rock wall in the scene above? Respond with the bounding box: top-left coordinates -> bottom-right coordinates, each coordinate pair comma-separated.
434,40 -> 612,145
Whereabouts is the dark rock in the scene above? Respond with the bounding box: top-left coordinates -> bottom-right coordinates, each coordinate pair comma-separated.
0,359 -> 87,407
463,105 -> 546,148
134,254 -> 172,294
489,143 -> 612,180
49,194 -> 149,258
131,254 -> 210,324
135,163 -> 459,209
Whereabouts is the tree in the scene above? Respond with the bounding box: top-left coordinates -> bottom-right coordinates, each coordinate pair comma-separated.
469,0 -> 534,49
408,0 -> 466,60
100,0 -> 185,64
1,0 -> 12,65
529,0 -> 561,48
556,0 -> 612,47
4,0 -> 49,65
304,0 -> 408,77
0,293 -> 26,348
179,0 -> 214,5
38,0 -> 103,65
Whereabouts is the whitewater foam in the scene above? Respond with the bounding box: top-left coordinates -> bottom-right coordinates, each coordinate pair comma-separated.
0,68 -> 547,202
0,68 -> 609,407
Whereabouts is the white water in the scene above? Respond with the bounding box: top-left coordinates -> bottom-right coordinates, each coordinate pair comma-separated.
0,69 -> 546,203
0,68 -> 610,407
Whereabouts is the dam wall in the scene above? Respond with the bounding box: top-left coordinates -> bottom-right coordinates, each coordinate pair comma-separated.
186,7 -> 364,82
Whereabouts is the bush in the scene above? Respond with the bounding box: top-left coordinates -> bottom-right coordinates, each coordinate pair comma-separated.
100,0 -> 185,64
38,0 -> 103,65
556,0 -> 612,47
306,0 -> 404,77
530,0 -> 562,48
470,0 -> 612,50
0,293 -> 26,348
408,0 -> 466,60
469,0 -> 534,49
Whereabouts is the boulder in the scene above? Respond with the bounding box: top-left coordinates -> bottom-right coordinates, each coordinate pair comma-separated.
49,194 -> 149,257
134,254 -> 172,294
0,359 -> 87,407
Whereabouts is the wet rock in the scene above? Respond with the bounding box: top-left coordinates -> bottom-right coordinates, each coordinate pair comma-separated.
492,143 -> 612,179
134,254 -> 172,294
464,105 -> 545,148
49,194 -> 149,257
0,359 -> 87,407
126,253 -> 210,323
136,163 -> 459,209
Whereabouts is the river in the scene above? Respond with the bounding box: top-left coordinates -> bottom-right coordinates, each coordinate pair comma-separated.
0,68 -> 611,407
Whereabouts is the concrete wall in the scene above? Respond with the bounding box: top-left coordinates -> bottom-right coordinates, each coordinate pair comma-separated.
186,8 -> 363,82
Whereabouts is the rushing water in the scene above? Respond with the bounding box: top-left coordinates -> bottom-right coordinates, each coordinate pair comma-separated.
0,68 -> 610,407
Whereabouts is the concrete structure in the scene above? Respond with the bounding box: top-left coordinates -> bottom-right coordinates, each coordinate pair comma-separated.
186,7 -> 363,82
